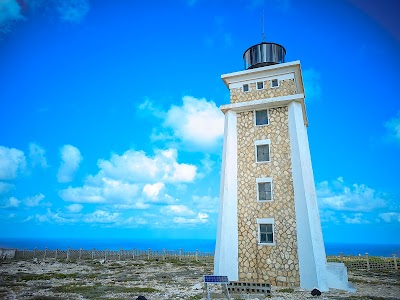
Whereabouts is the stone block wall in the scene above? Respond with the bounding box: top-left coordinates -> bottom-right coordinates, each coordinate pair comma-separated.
236,106 -> 300,287
230,79 -> 296,104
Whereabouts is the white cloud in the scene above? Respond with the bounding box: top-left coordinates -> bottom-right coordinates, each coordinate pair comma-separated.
173,212 -> 209,224
163,96 -> 224,149
29,143 -> 48,168
0,0 -> 24,35
65,203 -> 83,213
161,204 -> 194,216
84,210 -> 119,224
57,144 -> 83,183
55,0 -> 89,24
0,182 -> 14,195
192,195 -> 219,213
0,146 -> 26,180
5,196 -> 20,208
379,212 -> 400,223
60,185 -> 104,203
303,68 -> 321,102
317,177 -> 386,212
143,182 -> 165,199
25,193 -> 45,207
384,112 -> 400,142
98,148 -> 196,183
342,213 -> 369,224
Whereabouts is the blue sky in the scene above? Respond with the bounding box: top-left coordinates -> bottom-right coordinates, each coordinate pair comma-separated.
0,0 -> 399,245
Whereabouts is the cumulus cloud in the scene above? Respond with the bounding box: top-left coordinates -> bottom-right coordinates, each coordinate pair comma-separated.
161,204 -> 194,216
142,182 -> 165,199
0,146 -> 26,180
29,143 -> 48,168
141,96 -> 224,150
98,148 -> 196,184
173,212 -> 209,224
84,210 -> 119,223
384,112 -> 400,142
0,0 -> 24,35
163,96 -> 224,149
317,177 -> 387,212
65,203 -> 83,213
0,182 -> 14,195
57,144 -> 82,183
5,196 -> 20,208
342,213 -> 369,224
303,68 -> 321,102
25,193 -> 45,207
55,0 -> 89,24
379,212 -> 400,223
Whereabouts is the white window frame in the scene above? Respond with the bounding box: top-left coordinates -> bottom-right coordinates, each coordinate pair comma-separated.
243,84 -> 249,92
256,81 -> 264,90
256,178 -> 273,202
271,79 -> 279,88
255,139 -> 271,163
257,218 -> 275,245
254,109 -> 269,126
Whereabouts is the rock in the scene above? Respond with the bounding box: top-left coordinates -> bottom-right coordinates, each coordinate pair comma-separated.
99,259 -> 105,264
136,296 -> 147,300
192,283 -> 202,290
311,288 -> 321,296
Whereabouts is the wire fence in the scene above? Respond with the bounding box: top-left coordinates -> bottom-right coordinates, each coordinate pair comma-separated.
327,252 -> 398,270
1,247 -> 213,263
1,248 -> 398,270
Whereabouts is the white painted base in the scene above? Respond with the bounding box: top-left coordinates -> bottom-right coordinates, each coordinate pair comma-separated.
214,111 -> 239,281
326,263 -> 356,292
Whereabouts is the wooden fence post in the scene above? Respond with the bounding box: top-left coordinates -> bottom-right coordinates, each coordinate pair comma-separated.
147,248 -> 151,260
55,248 -> 58,260
44,247 -> 47,260
179,248 -> 182,260
133,248 -> 135,260
79,248 -> 82,260
393,254 -> 398,270
33,247 -> 37,259
67,247 -> 70,261
119,247 -> 122,261
163,248 -> 166,260
339,252 -> 343,263
105,248 -> 108,262
23,248 -> 26,258
196,249 -> 199,262
91,248 -> 95,260
365,252 -> 370,270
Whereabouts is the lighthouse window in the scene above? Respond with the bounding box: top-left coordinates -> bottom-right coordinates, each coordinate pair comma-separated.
257,218 -> 275,245
255,109 -> 269,126
271,79 -> 279,88
243,84 -> 249,92
257,81 -> 264,90
255,139 -> 271,163
257,178 -> 273,202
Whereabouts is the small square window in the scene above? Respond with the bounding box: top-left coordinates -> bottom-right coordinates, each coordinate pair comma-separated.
243,84 -> 249,92
256,144 -> 270,162
257,81 -> 264,90
258,182 -> 272,201
271,79 -> 279,88
259,224 -> 274,244
255,110 -> 269,126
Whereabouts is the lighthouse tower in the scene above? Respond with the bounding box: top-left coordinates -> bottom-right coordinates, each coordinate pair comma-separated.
214,42 -> 352,291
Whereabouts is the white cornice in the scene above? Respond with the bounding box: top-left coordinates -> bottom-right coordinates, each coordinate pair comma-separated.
220,93 -> 308,126
221,60 -> 305,97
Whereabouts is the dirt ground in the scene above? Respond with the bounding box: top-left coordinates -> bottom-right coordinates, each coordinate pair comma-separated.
0,259 -> 399,300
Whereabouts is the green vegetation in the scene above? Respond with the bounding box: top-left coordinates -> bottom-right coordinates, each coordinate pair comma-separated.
278,288 -> 294,293
52,284 -> 159,299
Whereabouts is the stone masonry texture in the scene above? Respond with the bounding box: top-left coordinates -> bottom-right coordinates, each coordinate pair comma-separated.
233,78 -> 300,287
230,79 -> 296,104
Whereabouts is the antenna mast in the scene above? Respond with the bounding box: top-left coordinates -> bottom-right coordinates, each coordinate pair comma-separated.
262,9 -> 266,42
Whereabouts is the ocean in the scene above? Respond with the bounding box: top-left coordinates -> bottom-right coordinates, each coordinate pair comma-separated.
1,238 -> 399,257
